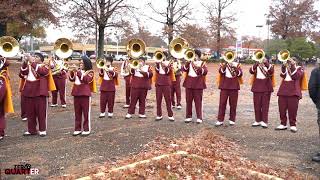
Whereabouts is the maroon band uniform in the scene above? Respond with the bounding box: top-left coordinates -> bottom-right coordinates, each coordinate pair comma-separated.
249,62 -> 274,124
171,60 -> 182,108
0,74 -> 7,137
121,60 -> 131,107
69,70 -> 94,133
99,68 -> 117,115
155,63 -> 173,118
217,62 -> 243,123
18,71 -> 27,120
182,61 -> 208,121
127,64 -> 153,117
20,62 -> 50,134
51,60 -> 67,106
277,64 -> 304,127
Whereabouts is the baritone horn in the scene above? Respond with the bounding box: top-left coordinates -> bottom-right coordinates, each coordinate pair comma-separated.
126,38 -> 146,59
154,50 -> 165,62
129,59 -> 140,70
169,37 -> 189,59
54,38 -> 73,59
223,50 -> 235,63
0,36 -> 20,57
278,50 -> 290,63
252,50 -> 265,63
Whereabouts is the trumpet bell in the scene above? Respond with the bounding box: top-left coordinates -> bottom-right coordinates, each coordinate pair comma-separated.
130,59 -> 140,69
54,38 -> 73,59
252,50 -> 265,63
126,38 -> 146,59
184,48 -> 195,62
223,50 -> 235,63
0,36 -> 20,57
154,50 -> 165,62
96,59 -> 106,69
278,50 -> 290,63
169,37 -> 189,59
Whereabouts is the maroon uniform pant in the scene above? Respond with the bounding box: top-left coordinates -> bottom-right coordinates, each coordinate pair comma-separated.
185,88 -> 203,119
218,89 -> 238,122
52,78 -> 66,105
0,101 -> 5,136
156,85 -> 173,117
125,85 -> 131,105
74,96 -> 91,131
20,94 -> 27,119
278,96 -> 299,126
100,91 -> 115,113
128,88 -> 148,115
171,81 -> 181,106
253,92 -> 271,123
25,96 -> 48,133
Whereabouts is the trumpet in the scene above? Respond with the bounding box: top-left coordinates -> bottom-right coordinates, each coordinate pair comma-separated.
223,50 -> 235,63
96,58 -> 106,69
252,50 -> 265,63
0,36 -> 20,58
54,38 -> 73,59
154,50 -> 165,62
278,49 -> 290,63
169,37 -> 189,59
184,48 -> 195,62
129,59 -> 141,70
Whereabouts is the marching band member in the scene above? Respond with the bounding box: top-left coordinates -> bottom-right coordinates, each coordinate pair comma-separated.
275,57 -> 307,132
153,51 -> 175,121
125,57 -> 153,119
171,58 -> 182,109
50,55 -> 67,108
69,56 -> 96,136
120,58 -> 132,108
0,57 -> 14,140
20,53 -> 56,137
249,53 -> 274,128
215,52 -> 243,126
182,49 -> 208,124
98,56 -> 118,118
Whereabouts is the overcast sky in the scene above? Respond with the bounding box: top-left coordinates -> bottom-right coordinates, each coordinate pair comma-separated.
45,0 -> 319,43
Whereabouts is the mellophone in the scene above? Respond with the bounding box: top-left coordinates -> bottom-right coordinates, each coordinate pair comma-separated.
0,35 -> 301,138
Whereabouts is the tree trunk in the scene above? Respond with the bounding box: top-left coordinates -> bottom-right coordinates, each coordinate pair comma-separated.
0,22 -> 6,36
216,0 -> 221,58
98,25 -> 105,59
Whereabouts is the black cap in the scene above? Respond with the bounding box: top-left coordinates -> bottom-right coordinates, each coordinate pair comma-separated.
195,49 -> 202,58
34,53 -> 44,62
104,55 -> 114,63
81,55 -> 92,71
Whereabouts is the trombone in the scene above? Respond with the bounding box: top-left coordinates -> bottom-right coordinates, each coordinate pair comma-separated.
278,49 -> 290,64
96,58 -> 112,71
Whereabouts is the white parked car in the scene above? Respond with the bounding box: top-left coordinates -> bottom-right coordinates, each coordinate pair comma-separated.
114,55 -> 128,61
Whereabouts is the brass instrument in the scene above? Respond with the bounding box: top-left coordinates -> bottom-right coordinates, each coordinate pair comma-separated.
278,49 -> 290,63
126,38 -> 146,59
96,58 -> 106,69
52,60 -> 69,75
172,59 -> 181,73
129,59 -> 141,70
169,37 -> 189,59
252,50 -> 265,63
223,50 -> 235,63
54,38 -> 73,59
0,36 -> 20,58
184,48 -> 195,62
154,50 -> 165,62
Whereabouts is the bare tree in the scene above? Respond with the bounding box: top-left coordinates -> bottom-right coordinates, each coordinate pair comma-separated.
147,0 -> 192,45
60,0 -> 133,59
268,0 -> 320,40
202,0 -> 236,58
179,23 -> 210,48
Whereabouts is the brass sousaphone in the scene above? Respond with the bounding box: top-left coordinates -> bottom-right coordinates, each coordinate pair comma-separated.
126,38 -> 146,70
0,36 -> 20,58
169,37 -> 189,59
54,38 -> 73,59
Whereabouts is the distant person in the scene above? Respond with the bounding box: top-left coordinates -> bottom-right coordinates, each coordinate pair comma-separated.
50,55 -> 67,108
120,58 -> 132,108
308,59 -> 320,162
